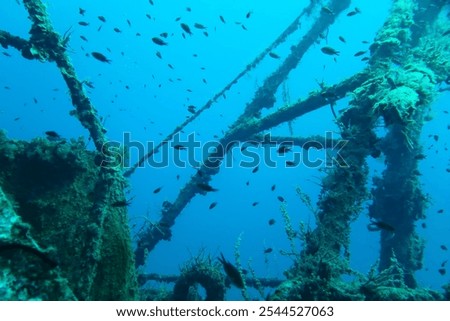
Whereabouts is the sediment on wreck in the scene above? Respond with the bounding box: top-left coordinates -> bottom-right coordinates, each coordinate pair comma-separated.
0,132 -> 138,300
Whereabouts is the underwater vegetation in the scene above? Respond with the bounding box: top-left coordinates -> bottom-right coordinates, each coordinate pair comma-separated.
1,0 -> 450,300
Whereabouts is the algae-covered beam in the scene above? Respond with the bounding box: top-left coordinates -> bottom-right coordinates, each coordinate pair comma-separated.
254,134 -> 335,150
367,0 -> 448,288
0,30 -> 31,55
368,67 -> 433,287
256,69 -> 370,131
410,0 -> 448,47
240,0 -> 351,119
21,0 -> 107,152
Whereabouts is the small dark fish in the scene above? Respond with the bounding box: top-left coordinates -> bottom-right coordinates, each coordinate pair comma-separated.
361,57 -> 369,61
442,260 -> 448,267
246,11 -> 253,19
252,166 -> 259,173
219,15 -> 226,23
268,219 -> 276,225
83,81 -> 94,89
347,8 -> 361,16
241,24 -> 248,31
218,253 -> 244,288
421,222 -> 427,228
98,16 -> 106,22
187,105 -> 196,114
437,209 -> 444,213
367,219 -> 395,233
127,19 -> 131,27
354,50 -> 367,57
180,23 -> 192,35
153,186 -> 163,194
438,268 -> 446,276
2,52 -> 12,57
45,131 -> 61,139
277,196 -> 285,202
277,145 -> 291,155
79,8 -> 86,16
156,51 -> 162,59
338,36 -> 346,43
152,37 -> 168,46
433,135 -> 439,141
441,245 -> 448,251
264,248 -> 273,254
252,202 -> 259,207
175,17 -> 181,22
149,0 -> 154,5
269,52 -> 280,59
186,7 -> 191,12
321,46 -> 340,56
146,14 -> 152,20
14,117 -> 20,121
78,21 -> 89,26
80,35 -> 88,42
271,184 -> 276,191
173,144 -> 186,150
114,27 -> 121,33
197,182 -> 218,192
194,23 -> 206,29
209,201 -> 218,210
91,51 -> 111,63
286,161 -> 296,167
245,181 -> 250,186
414,153 -> 426,160
160,32 -> 168,38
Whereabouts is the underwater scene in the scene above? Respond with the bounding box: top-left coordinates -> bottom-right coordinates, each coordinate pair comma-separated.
0,0 -> 449,301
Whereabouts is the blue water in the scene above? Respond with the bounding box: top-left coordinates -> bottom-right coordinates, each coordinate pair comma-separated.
1,0 -> 449,300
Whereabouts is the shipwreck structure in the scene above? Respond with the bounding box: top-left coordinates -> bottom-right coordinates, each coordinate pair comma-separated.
0,0 -> 449,300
